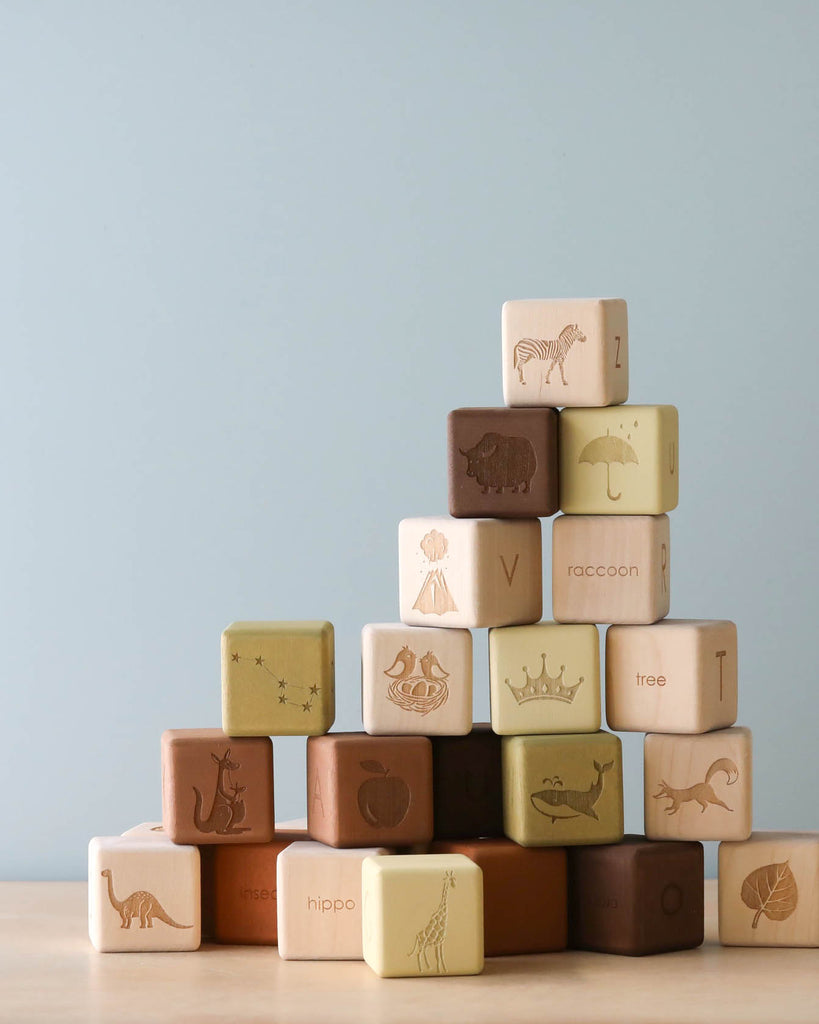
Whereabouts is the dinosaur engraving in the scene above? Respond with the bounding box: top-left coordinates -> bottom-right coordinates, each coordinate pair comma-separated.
193,748 -> 251,835
101,869 -> 192,930
530,760 -> 613,823
407,870 -> 455,973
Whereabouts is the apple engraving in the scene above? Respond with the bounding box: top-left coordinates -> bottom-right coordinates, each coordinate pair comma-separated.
357,760 -> 411,828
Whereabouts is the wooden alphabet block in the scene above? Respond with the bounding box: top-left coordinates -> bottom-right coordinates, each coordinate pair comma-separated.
502,298 -> 628,408
718,831 -> 819,947
399,516 -> 542,629
432,838 -> 567,956
431,725 -> 504,840
644,727 -> 752,841
361,623 -> 472,736
552,514 -> 670,624
88,836 -> 200,952
121,822 -> 166,839
502,732 -> 624,847
568,835 -> 704,955
221,621 -> 334,737
489,622 -> 601,735
559,405 -> 678,515
307,733 -> 433,848
362,853 -> 483,977
606,619 -> 738,734
447,407 -> 558,519
161,729 -> 275,845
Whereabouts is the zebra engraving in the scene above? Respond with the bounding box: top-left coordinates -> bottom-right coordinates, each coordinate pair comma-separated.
513,324 -> 587,386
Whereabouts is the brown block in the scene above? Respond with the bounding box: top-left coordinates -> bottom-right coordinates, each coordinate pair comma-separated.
448,408 -> 558,519
161,729 -> 275,845
432,838 -> 567,956
431,725 -> 504,841
307,733 -> 433,848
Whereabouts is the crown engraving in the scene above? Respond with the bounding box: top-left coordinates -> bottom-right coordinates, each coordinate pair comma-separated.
504,653 -> 584,705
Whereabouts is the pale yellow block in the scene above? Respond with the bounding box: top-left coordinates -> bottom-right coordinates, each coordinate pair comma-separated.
120,823 -> 168,842
488,622 -> 600,735
399,516 -> 542,629
644,727 -> 752,842
719,831 -> 819,947
362,854 -> 483,978
276,841 -> 389,960
606,620 -> 738,734
502,298 -> 628,408
222,621 -> 334,737
88,836 -> 200,952
559,405 -> 678,514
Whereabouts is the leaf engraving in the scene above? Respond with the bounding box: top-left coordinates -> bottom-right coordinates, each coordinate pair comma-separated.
740,861 -> 798,929
360,760 -> 387,774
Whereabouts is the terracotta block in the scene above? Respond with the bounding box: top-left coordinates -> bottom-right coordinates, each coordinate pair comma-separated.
502,732 -> 624,847
307,733 -> 433,848
432,838 -> 567,956
361,623 -> 472,736
161,729 -> 275,845
489,622 -> 600,735
502,298 -> 628,408
559,405 -> 678,514
447,407 -> 558,519
88,836 -> 200,952
568,835 -> 704,955
362,853 -> 483,977
431,725 -> 504,840
552,514 -> 670,625
606,620 -> 738,734
399,516 -> 542,629
221,621 -> 334,737
719,831 -> 819,947
644,727 -> 753,842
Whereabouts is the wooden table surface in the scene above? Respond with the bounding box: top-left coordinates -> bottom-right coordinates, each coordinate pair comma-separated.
1,881 -> 817,1024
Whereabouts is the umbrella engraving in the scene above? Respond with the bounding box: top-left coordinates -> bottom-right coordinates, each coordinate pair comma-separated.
578,428 -> 639,502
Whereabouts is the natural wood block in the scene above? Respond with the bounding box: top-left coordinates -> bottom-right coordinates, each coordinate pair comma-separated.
362,853 -> 483,977
718,832 -> 819,947
447,407 -> 558,519
502,298 -> 628,408
307,733 -> 433,848
606,620 -> 738,734
221,621 -> 334,737
559,405 -> 678,514
121,822 -> 166,840
502,732 -> 624,847
552,514 -> 670,624
361,623 -> 472,736
399,516 -> 542,629
88,836 -> 200,952
644,727 -> 753,841
432,838 -> 567,956
568,835 -> 704,956
488,621 -> 601,735
431,725 -> 504,840
277,841 -> 389,959
161,729 -> 275,845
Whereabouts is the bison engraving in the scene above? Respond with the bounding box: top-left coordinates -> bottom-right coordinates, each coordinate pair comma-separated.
459,432 -> 537,494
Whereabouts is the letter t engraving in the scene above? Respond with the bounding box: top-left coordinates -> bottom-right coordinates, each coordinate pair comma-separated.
715,650 -> 727,701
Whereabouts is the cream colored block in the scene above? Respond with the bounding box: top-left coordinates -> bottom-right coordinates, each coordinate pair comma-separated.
559,405 -> 678,514
488,622 -> 600,735
88,836 -> 200,952
399,516 -> 542,629
277,841 -> 389,960
502,298 -> 628,408
121,823 -> 167,841
552,514 -> 670,625
644,727 -> 752,842
606,620 -> 738,734
362,853 -> 483,977
719,832 -> 819,947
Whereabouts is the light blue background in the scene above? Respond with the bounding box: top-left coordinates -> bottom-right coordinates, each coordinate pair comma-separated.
2,2 -> 817,879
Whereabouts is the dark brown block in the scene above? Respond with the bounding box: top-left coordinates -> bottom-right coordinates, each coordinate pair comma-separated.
568,834 -> 704,955
161,728 -> 275,845
448,407 -> 558,519
431,724 -> 504,840
306,733 -> 432,848
200,845 -> 217,941
432,838 -> 567,956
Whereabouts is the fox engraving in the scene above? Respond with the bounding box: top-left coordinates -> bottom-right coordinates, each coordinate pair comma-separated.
653,757 -> 739,815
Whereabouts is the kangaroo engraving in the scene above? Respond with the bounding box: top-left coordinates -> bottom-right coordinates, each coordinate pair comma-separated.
653,757 -> 739,815
193,748 -> 251,835
101,869 -> 192,930
407,871 -> 455,973
530,760 -> 613,823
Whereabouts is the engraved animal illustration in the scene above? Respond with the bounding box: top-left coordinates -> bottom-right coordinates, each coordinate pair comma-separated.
459,433 -> 536,494
383,645 -> 449,715
513,324 -> 587,386
407,870 -> 456,973
193,748 -> 251,835
652,757 -> 739,815
530,760 -> 613,823
101,869 -> 192,930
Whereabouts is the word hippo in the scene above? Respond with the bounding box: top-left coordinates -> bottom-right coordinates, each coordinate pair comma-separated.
459,432 -> 536,494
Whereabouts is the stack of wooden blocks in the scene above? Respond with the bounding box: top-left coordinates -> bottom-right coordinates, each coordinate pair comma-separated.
89,298 -> 818,971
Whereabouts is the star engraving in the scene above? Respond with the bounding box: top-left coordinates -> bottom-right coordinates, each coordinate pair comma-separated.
278,679 -> 287,690
309,684 -> 320,695
231,652 -> 240,662
255,655 -> 264,666
278,695 -> 288,705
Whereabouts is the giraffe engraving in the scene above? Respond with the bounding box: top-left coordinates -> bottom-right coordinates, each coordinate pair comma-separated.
407,870 -> 455,973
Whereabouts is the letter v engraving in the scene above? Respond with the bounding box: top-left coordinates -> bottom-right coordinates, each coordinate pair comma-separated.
500,553 -> 520,586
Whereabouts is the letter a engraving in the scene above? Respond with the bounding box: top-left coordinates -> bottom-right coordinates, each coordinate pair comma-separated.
500,553 -> 520,587
312,774 -> 325,817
